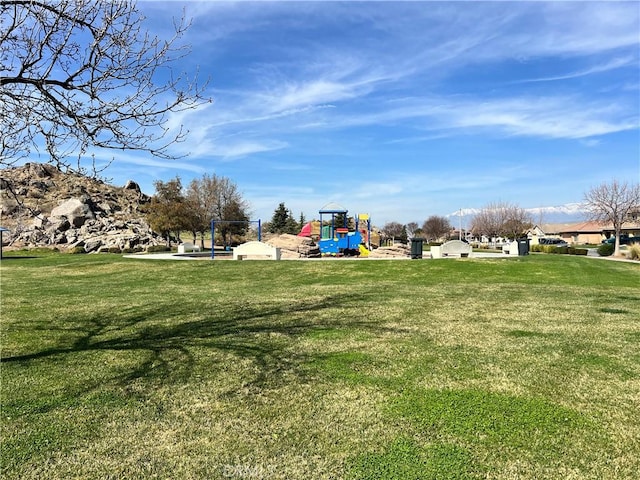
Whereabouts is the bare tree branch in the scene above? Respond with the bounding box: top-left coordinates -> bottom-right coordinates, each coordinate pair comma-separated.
0,0 -> 210,176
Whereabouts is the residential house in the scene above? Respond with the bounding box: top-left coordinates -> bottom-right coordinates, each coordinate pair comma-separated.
529,221 -> 640,245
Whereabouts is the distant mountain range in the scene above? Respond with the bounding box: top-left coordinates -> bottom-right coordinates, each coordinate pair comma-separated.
447,203 -> 589,229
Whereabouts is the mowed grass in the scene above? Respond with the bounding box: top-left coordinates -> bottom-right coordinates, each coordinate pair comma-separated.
1,253 -> 639,479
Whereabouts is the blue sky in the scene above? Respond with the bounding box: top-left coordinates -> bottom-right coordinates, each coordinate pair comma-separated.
96,1 -> 638,226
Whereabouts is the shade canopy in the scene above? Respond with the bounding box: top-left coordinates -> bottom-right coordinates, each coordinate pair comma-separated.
319,202 -> 347,214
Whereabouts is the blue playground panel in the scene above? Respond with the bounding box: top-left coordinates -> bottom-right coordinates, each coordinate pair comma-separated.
319,230 -> 364,256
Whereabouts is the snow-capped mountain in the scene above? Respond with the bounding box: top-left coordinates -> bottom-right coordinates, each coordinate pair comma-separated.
447,203 -> 589,227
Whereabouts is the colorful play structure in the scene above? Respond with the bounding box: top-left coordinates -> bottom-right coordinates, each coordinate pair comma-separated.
299,202 -> 371,256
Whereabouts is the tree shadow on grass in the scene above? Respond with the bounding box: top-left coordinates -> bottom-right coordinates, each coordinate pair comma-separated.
2,293 -> 400,402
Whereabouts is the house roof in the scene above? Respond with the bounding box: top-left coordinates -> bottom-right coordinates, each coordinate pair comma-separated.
533,223 -> 582,234
553,220 -> 640,234
530,221 -> 640,234
556,221 -> 608,233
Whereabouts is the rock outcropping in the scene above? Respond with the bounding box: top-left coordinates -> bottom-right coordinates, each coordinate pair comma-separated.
367,244 -> 410,258
0,163 -> 162,252
263,233 -> 321,258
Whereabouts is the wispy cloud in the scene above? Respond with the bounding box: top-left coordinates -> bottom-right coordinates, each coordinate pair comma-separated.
514,56 -> 635,84
436,96 -> 638,139
209,140 -> 288,160
123,1 -> 640,224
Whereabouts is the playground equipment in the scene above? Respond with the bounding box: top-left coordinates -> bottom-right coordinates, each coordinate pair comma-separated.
316,203 -> 371,256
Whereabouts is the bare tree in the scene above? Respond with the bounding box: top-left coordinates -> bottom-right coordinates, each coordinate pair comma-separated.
185,178 -> 211,249
381,221 -> 404,245
470,201 -> 532,241
0,0 -> 209,174
583,180 -> 640,257
421,215 -> 452,242
187,174 -> 250,248
406,221 -> 419,239
502,206 -> 532,239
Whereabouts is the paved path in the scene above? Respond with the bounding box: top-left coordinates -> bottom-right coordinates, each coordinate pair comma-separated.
123,250 -> 639,263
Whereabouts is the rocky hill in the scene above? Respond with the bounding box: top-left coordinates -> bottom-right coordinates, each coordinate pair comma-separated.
0,163 -> 162,252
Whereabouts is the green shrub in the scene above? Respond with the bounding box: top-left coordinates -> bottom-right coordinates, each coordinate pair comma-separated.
597,243 -> 614,257
536,245 -> 586,255
122,246 -> 145,253
147,245 -> 171,253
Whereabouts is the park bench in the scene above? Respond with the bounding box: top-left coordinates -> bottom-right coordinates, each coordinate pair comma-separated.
502,241 -> 518,255
233,241 -> 281,260
177,242 -> 201,254
431,240 -> 472,258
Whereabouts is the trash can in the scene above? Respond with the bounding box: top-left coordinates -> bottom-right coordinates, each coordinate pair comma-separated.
517,237 -> 530,256
411,238 -> 424,259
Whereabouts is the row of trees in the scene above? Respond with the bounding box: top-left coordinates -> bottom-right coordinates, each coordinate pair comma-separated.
144,174 -> 249,248
380,202 -> 538,245
379,181 -> 639,258
469,202 -> 532,240
381,216 -> 454,244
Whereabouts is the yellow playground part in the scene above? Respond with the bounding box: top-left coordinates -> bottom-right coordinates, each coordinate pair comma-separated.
359,244 -> 370,257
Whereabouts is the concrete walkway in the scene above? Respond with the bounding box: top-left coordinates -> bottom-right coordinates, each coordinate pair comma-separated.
123,251 -> 512,261
123,252 -> 213,260
123,250 -> 639,263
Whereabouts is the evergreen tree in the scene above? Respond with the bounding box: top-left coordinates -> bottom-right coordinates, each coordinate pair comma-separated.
284,209 -> 299,234
269,202 -> 289,233
399,225 -> 409,245
334,213 -> 347,229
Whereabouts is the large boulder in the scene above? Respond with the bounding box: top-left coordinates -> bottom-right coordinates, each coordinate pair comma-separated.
265,233 -> 321,258
50,198 -> 95,228
367,244 -> 410,258
123,180 -> 141,193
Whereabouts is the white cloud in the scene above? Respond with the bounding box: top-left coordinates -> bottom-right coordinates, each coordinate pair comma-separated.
300,94 -> 637,141
441,97 -> 638,139
209,140 -> 288,160
515,56 -> 635,83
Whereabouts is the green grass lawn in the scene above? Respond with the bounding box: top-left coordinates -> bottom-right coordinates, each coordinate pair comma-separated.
1,253 -> 639,479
